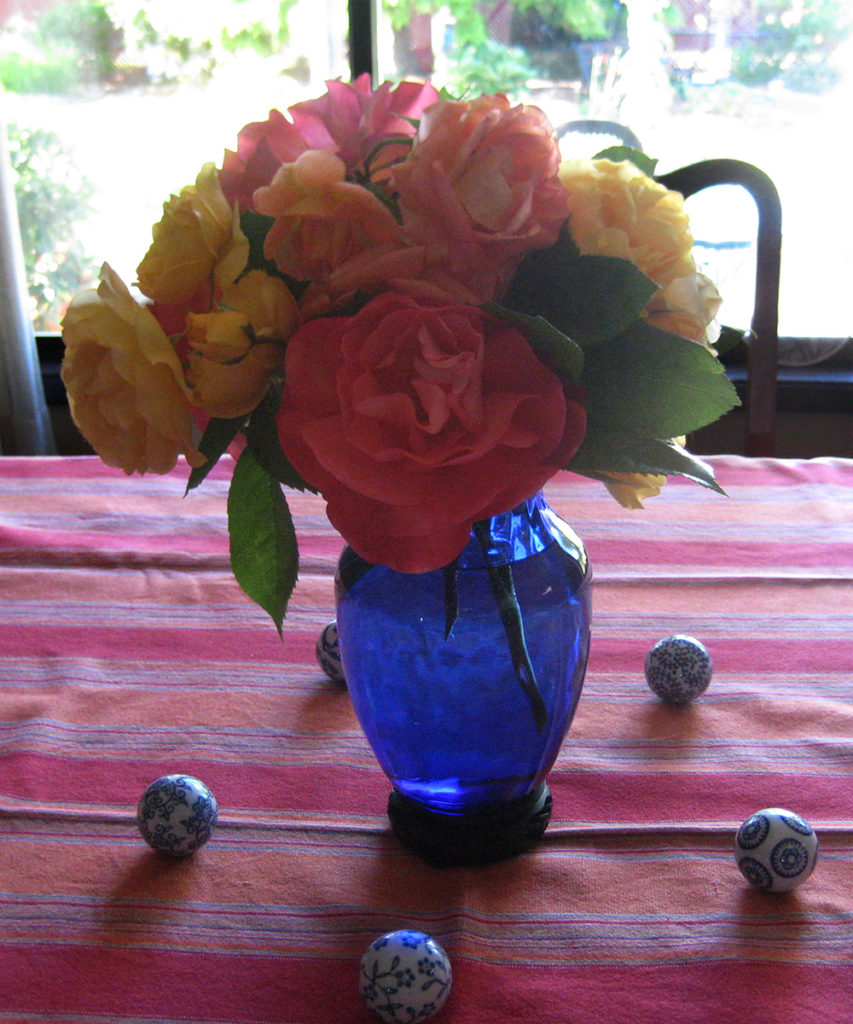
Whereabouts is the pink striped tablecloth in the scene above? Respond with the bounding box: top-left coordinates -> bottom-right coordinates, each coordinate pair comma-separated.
1,455 -> 851,1024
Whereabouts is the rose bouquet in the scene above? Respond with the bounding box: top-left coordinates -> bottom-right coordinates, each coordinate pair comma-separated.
61,76 -> 737,645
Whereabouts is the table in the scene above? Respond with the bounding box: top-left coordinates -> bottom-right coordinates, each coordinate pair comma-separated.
1,455 -> 851,1024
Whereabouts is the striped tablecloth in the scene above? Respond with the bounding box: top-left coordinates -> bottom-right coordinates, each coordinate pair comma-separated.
1,455 -> 851,1024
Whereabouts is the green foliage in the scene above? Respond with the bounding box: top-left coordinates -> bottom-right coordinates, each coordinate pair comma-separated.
502,226 -> 658,344
0,0 -> 123,92
129,0 -> 300,82
731,0 -> 851,93
0,53 -> 78,93
384,0 -> 619,47
7,123 -> 98,331
227,447 -> 299,636
446,39 -> 537,97
484,305 -> 584,386
593,146 -> 658,177
221,0 -> 299,55
501,224 -> 739,487
578,320 -> 738,439
38,0 -> 124,82
511,0 -> 617,40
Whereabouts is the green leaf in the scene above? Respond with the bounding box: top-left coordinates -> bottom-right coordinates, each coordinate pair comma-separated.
579,320 -> 740,439
186,414 -> 246,492
246,390 -> 318,492
482,304 -> 584,385
715,324 -> 747,357
504,228 -> 658,344
240,210 -> 277,274
592,146 -> 658,177
569,431 -> 725,494
227,447 -> 298,635
240,210 -> 308,300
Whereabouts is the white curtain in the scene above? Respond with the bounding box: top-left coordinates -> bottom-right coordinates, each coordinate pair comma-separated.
0,111 -> 55,455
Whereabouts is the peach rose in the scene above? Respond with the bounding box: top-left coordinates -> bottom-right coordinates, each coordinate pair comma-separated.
185,270 -> 299,418
253,150 -> 408,305
61,264 -> 202,475
137,164 -> 245,306
391,94 -> 568,302
276,293 -> 587,572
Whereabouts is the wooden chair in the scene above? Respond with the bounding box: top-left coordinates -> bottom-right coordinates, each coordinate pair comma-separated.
657,159 -> 782,457
556,118 -> 782,455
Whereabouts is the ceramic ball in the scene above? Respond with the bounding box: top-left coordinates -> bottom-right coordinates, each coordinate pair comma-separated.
734,807 -> 819,892
137,774 -> 218,856
645,634 -> 713,705
316,620 -> 345,682
360,930 -> 452,1023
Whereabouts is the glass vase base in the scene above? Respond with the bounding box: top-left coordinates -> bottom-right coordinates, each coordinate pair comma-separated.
387,783 -> 552,867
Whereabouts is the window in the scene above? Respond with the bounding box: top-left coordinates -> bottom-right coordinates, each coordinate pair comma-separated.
3,0 -> 352,329
3,0 -> 852,350
374,0 -> 853,352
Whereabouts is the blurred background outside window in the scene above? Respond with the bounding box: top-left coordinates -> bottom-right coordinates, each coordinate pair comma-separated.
2,0 -> 851,364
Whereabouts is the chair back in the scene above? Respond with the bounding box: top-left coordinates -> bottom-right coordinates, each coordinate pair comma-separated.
657,159 -> 782,457
556,119 -> 643,154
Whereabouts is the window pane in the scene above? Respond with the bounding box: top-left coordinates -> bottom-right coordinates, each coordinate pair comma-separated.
375,0 -> 853,341
3,0 -> 350,330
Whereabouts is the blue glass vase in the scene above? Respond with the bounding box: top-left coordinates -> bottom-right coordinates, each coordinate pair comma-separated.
335,491 -> 592,865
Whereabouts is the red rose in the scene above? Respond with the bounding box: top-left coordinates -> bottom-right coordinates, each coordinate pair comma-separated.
277,294 -> 586,572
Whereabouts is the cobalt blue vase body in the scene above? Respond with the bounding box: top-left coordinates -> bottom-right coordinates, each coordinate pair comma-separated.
335,492 -> 592,842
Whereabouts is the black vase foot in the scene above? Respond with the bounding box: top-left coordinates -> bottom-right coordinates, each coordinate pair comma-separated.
387,783 -> 552,867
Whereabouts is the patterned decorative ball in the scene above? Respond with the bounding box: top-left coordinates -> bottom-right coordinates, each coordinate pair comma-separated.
734,807 -> 819,892
644,634 -> 713,705
316,620 -> 345,682
360,930 -> 452,1023
137,774 -> 218,856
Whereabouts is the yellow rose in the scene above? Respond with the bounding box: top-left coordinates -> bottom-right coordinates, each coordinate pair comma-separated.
136,163 -> 247,305
560,159 -> 724,347
185,270 -> 299,418
559,158 -> 695,289
600,435 -> 688,509
646,271 -> 722,347
61,263 -> 203,475
602,472 -> 665,510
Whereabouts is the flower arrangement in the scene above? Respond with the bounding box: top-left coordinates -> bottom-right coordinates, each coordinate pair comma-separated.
61,76 -> 738,636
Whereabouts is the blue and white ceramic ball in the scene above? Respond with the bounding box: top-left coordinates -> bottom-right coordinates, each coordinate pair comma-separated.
645,634 -> 713,705
137,774 -> 218,856
360,930 -> 452,1023
735,807 -> 819,892
316,620 -> 345,683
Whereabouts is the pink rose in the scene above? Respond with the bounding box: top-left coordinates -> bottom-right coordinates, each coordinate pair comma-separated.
219,76 -> 440,209
276,293 -> 587,572
220,108 -> 308,210
290,74 -> 440,180
391,95 -> 568,302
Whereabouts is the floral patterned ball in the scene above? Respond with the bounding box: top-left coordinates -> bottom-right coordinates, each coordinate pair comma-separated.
735,808 -> 819,892
137,774 -> 218,856
316,620 -> 345,682
360,930 -> 452,1023
644,634 -> 713,705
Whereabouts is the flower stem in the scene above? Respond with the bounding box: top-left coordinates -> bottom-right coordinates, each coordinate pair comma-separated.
472,521 -> 548,732
443,558 -> 459,640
